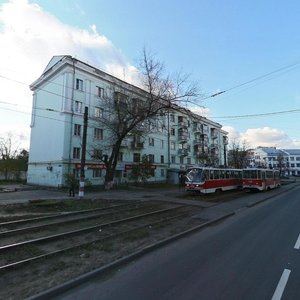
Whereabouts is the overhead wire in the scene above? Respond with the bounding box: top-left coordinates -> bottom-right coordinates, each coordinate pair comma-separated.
2,57 -> 300,124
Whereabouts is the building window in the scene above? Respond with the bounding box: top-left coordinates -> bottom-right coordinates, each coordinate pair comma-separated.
171,156 -> 176,164
74,101 -> 82,113
170,114 -> 175,122
76,79 -> 83,91
73,147 -> 80,159
290,157 -> 295,161
94,128 -> 103,140
133,153 -> 140,162
160,155 -> 164,164
149,138 -> 155,146
161,140 -> 164,149
297,157 -> 300,161
96,86 -> 104,97
148,154 -> 155,163
170,128 -> 175,136
74,124 -> 81,136
187,157 -> 191,164
161,169 -> 165,177
170,141 -> 175,150
180,156 -> 184,164
73,168 -> 79,178
92,149 -> 102,159
93,169 -> 102,178
94,107 -> 103,118
118,152 -> 123,162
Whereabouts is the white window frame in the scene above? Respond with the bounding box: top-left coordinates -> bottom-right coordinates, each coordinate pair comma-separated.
74,101 -> 82,113
94,128 -> 103,140
76,79 -> 83,91
94,107 -> 103,118
73,147 -> 80,159
74,124 -> 81,136
96,86 -> 104,98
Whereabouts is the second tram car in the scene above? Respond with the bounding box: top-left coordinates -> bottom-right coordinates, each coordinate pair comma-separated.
242,168 -> 280,191
185,167 -> 243,194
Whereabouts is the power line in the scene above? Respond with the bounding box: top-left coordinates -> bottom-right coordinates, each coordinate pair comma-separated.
2,59 -> 300,123
204,59 -> 300,100
213,108 -> 300,120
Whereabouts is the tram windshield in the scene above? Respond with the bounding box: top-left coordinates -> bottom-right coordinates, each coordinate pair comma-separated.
243,169 -> 261,179
186,168 -> 203,182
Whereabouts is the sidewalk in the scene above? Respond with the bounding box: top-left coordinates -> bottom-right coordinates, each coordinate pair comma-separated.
1,182 -> 299,221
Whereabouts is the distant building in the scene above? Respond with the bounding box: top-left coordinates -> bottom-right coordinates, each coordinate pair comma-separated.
27,55 -> 228,187
282,149 -> 300,176
247,146 -> 300,176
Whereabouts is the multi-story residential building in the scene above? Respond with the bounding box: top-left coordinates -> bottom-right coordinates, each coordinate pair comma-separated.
247,147 -> 300,176
27,55 -> 228,187
248,147 -> 288,170
282,149 -> 300,176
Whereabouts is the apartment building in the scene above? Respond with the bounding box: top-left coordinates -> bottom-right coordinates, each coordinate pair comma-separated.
282,149 -> 300,176
27,55 -> 228,187
247,147 -> 300,176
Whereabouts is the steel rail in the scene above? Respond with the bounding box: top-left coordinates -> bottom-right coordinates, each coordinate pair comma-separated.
0,203 -> 149,238
0,202 -> 138,228
0,205 -> 184,253
0,210 -> 190,272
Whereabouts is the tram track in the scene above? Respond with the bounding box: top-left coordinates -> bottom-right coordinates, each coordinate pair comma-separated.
0,210 -> 189,272
0,199 -> 204,299
0,203 -> 199,271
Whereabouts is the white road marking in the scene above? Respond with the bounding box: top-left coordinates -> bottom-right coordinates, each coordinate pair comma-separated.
271,269 -> 291,300
294,233 -> 300,249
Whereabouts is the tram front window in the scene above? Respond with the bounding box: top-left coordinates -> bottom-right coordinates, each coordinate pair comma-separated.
186,168 -> 203,183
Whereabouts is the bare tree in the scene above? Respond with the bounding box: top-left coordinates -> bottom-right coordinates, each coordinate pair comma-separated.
277,153 -> 286,175
227,140 -> 249,169
0,133 -> 27,180
92,49 -> 200,189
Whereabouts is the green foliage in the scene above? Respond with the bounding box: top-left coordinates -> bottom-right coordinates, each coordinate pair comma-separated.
64,173 -> 78,188
130,154 -> 153,183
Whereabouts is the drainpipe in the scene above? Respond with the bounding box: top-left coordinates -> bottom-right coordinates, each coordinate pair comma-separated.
68,57 -> 75,174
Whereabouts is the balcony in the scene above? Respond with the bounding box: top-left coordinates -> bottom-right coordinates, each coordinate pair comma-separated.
178,133 -> 188,143
210,128 -> 219,139
223,136 -> 229,145
193,136 -> 209,146
194,150 -> 209,158
131,142 -> 144,150
120,140 -> 129,148
178,121 -> 188,129
193,123 -> 202,133
178,149 -> 189,156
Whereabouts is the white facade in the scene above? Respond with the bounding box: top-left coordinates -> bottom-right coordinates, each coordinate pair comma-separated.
282,149 -> 300,176
247,147 -> 300,176
27,55 -> 228,187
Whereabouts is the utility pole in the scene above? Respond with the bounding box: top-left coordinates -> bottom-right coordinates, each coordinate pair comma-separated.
167,110 -> 170,169
79,106 -> 88,198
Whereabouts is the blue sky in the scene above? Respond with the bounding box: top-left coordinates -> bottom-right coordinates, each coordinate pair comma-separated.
1,0 -> 300,149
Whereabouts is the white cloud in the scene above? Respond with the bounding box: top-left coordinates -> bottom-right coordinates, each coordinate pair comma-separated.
0,0 -> 139,148
224,126 -> 300,149
190,106 -> 210,118
222,126 -> 241,141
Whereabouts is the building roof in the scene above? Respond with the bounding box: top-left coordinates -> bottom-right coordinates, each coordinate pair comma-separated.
282,149 -> 300,155
256,147 -> 283,156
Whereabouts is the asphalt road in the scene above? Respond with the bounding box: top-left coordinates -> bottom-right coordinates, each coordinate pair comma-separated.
52,185 -> 300,300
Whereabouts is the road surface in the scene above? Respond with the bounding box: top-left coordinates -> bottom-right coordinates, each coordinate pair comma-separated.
52,185 -> 300,300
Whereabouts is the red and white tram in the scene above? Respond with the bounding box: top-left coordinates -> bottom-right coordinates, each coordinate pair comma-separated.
185,167 -> 243,194
242,168 -> 280,191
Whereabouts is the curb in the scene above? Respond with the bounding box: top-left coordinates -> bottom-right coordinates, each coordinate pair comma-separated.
24,183 -> 300,299
27,212 -> 235,300
246,183 -> 299,208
